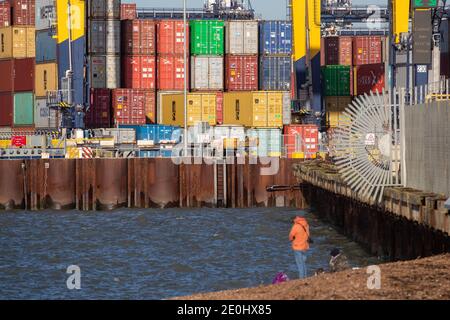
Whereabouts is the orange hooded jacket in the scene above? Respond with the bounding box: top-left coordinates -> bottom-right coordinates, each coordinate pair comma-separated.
289,216 -> 310,251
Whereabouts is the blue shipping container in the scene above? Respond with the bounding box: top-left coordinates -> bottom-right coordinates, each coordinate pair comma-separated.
259,21 -> 292,55
119,125 -> 182,144
57,37 -> 85,106
259,56 -> 291,91
138,150 -> 161,158
36,29 -> 57,63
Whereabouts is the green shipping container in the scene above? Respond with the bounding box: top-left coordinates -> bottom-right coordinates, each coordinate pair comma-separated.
14,92 -> 34,126
322,65 -> 351,96
190,20 -> 225,55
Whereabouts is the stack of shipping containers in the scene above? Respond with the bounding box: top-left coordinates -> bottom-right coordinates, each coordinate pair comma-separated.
0,0 -> 35,129
87,0 -> 120,127
322,36 -> 385,128
35,0 -> 58,129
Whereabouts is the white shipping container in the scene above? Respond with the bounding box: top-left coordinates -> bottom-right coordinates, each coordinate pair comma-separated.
34,98 -> 58,129
89,55 -> 120,89
226,20 -> 258,55
35,0 -> 56,31
89,0 -> 120,19
89,20 -> 120,54
191,56 -> 224,91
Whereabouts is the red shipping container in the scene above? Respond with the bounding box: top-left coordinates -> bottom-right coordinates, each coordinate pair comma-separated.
122,55 -> 156,90
216,91 -> 223,125
121,3 -> 137,20
0,1 -> 11,27
112,89 -> 156,125
11,135 -> 26,147
283,124 -> 319,158
354,63 -> 385,96
353,36 -> 382,66
86,89 -> 111,129
157,55 -> 188,91
11,0 -> 35,26
324,36 -> 353,66
122,19 -> 156,55
0,92 -> 13,126
0,58 -> 35,93
225,55 -> 258,91
157,20 -> 189,55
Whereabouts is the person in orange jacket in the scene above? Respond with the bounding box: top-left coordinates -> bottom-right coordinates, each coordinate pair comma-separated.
289,216 -> 310,279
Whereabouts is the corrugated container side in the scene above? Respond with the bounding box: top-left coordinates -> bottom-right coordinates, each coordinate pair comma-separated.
326,111 -> 351,127
0,58 -> 35,92
259,21 -> 292,55
225,55 -> 258,91
353,36 -> 383,66
35,0 -> 55,31
13,92 -> 34,126
86,88 -> 111,128
324,36 -> 352,66
157,54 -> 188,91
11,0 -> 35,26
216,91 -> 223,125
112,89 -> 156,125
35,62 -> 58,97
248,128 -> 282,157
34,98 -> 58,128
122,20 -> 156,55
159,92 -> 219,127
190,20 -> 225,56
35,29 -> 57,62
122,55 -> 156,90
191,56 -> 224,91
0,92 -> 13,126
324,96 -> 352,112
282,91 -> 291,125
120,3 -> 136,20
259,56 -> 291,91
0,2 -> 11,27
354,63 -> 385,95
225,20 -> 258,55
0,26 -> 35,59
157,20 -> 189,55
283,124 -> 319,157
89,20 -> 120,55
89,55 -> 120,89
321,65 -> 351,96
89,0 -> 120,19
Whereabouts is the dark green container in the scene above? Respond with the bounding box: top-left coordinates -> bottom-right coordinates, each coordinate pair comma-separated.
190,20 -> 225,55
14,92 -> 34,126
321,65 -> 351,96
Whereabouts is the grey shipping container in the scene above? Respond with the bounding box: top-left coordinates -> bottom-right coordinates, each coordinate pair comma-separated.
89,55 -> 120,89
259,56 -> 291,91
89,20 -> 121,55
225,20 -> 258,55
191,56 -> 224,91
34,98 -> 58,128
282,91 -> 291,125
35,0 -> 56,31
35,29 -> 57,63
89,0 -> 120,19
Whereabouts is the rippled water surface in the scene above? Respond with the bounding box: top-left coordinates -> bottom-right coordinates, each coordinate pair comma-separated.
0,208 -> 380,299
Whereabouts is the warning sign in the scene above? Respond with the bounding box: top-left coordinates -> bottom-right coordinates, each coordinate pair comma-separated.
365,133 -> 376,146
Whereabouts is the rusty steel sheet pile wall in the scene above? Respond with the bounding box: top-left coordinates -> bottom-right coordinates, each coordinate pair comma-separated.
0,158 -> 306,211
295,161 -> 450,261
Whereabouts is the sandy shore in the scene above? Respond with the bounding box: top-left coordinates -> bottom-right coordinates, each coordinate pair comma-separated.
177,254 -> 450,300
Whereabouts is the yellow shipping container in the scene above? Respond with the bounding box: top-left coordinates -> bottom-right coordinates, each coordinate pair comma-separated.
324,96 -> 353,113
159,93 -> 217,127
0,27 -> 35,59
326,111 -> 351,128
224,91 -> 284,128
35,63 -> 58,97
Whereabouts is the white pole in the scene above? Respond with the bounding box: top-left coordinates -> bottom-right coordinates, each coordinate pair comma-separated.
183,0 -> 188,157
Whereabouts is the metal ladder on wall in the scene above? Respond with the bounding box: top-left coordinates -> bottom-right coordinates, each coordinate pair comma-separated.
214,159 -> 227,207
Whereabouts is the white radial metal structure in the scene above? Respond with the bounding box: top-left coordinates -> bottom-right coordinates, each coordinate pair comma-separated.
331,91 -> 403,203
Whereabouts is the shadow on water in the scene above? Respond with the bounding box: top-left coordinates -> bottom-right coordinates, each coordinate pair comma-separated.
0,208 -> 381,299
